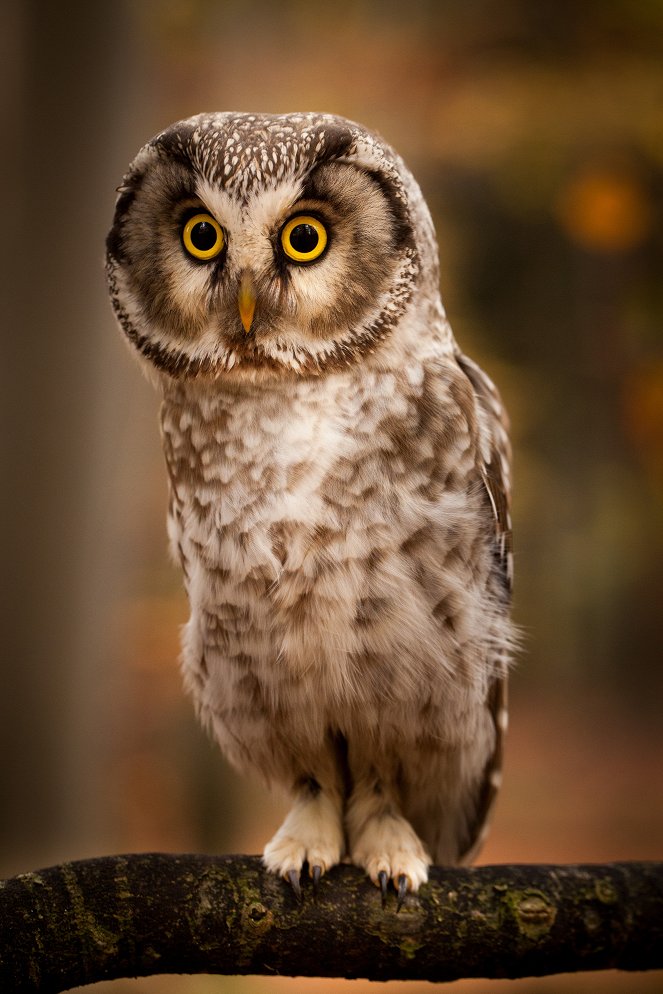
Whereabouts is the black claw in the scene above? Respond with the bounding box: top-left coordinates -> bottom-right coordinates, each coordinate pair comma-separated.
311,864 -> 322,893
396,874 -> 408,912
378,870 -> 389,908
287,868 -> 302,900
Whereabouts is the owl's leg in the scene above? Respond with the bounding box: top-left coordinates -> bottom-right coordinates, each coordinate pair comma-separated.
346,770 -> 430,908
262,751 -> 345,895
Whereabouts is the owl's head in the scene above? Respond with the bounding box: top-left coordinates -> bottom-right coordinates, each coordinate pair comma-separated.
106,112 -> 446,382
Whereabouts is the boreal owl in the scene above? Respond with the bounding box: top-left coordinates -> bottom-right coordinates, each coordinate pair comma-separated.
106,112 -> 515,906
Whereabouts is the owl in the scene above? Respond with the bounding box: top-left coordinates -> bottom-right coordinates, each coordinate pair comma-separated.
106,112 -> 515,906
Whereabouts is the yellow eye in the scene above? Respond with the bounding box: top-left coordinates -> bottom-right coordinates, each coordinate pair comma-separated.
182,213 -> 225,260
280,215 -> 328,263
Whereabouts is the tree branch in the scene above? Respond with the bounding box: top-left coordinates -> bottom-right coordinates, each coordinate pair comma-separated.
1,854 -> 661,992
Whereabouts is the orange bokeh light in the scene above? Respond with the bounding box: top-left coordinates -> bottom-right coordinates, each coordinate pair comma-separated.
556,168 -> 651,252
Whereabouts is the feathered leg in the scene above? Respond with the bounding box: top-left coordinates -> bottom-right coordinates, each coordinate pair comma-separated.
263,745 -> 346,895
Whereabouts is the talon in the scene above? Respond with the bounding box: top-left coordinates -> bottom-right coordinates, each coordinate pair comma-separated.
311,864 -> 322,893
378,869 -> 389,908
396,874 -> 408,912
287,868 -> 302,900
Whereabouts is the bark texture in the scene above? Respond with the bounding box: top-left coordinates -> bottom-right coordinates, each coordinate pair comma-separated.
1,854 -> 662,992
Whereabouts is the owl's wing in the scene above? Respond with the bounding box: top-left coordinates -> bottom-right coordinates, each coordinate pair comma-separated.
456,352 -> 513,597
455,351 -> 513,864
160,408 -> 192,589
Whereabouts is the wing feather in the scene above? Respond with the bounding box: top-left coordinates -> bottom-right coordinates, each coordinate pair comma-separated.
456,352 -> 513,863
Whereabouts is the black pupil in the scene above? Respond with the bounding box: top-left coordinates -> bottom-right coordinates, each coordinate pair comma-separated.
290,223 -> 319,254
191,220 -> 218,251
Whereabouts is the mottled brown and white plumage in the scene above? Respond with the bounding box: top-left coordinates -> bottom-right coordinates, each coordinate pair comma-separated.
106,111 -> 516,900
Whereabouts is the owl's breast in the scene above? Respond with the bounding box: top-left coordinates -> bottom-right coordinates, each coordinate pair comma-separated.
160,365 -> 501,739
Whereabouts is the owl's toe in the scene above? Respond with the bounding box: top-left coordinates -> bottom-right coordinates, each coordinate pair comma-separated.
262,792 -> 344,897
351,811 -> 429,907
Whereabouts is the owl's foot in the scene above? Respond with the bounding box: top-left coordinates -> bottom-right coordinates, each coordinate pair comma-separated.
263,791 -> 344,896
351,812 -> 429,909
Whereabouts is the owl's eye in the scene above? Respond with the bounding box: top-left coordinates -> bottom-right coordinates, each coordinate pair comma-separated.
182,213 -> 225,260
280,215 -> 328,263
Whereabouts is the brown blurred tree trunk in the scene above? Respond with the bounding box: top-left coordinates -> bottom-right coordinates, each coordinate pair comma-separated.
1,855 -> 662,991
0,1 -> 156,875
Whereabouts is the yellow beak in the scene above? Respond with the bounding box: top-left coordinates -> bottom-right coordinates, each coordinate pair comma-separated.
238,272 -> 257,333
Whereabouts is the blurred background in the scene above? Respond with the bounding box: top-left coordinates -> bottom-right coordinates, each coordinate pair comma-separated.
2,0 -> 662,991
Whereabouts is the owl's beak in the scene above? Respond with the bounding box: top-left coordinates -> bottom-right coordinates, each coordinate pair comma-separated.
238,272 -> 257,333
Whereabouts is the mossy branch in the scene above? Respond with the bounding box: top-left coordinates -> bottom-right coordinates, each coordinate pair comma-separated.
1,854 -> 662,992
